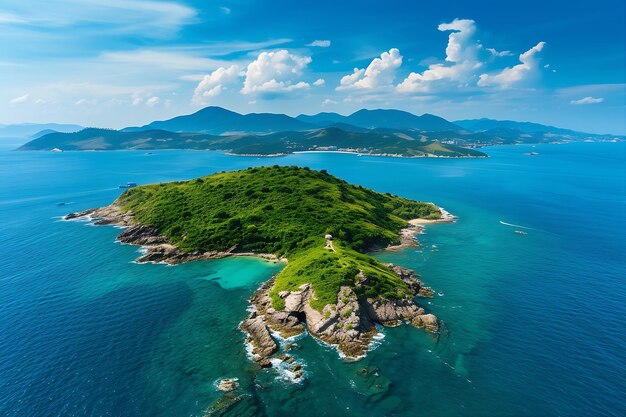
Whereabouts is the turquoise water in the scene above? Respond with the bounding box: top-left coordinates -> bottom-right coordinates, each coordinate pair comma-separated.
0,142 -> 624,416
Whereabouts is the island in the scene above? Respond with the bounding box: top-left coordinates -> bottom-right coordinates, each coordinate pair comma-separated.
19,127 -> 487,158
65,166 -> 452,366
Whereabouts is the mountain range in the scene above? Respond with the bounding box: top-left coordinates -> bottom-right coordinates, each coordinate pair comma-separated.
16,106 -> 623,157
125,106 -> 463,135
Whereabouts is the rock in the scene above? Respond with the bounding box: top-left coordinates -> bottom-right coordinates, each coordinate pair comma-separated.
217,378 -> 239,392
412,314 -> 439,332
294,371 -> 304,379
292,364 -> 302,372
240,316 -> 278,360
258,358 -> 272,368
364,298 -> 424,325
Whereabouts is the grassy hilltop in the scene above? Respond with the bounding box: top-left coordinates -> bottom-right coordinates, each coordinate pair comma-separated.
117,166 -> 441,309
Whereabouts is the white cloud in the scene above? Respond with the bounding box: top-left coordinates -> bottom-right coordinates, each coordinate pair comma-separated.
220,6 -> 231,14
0,12 -> 26,24
313,78 -> 325,86
321,98 -> 337,106
478,42 -> 546,88
146,96 -> 160,107
307,40 -> 331,48
9,93 -> 29,104
101,50 -> 230,72
0,0 -> 196,37
192,65 -> 241,105
241,50 -> 312,95
397,19 -> 483,93
75,98 -> 96,106
337,48 -> 402,90
487,48 -> 513,57
570,96 -> 604,105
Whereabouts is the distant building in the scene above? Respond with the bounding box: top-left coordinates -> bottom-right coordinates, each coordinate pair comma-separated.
325,234 -> 333,240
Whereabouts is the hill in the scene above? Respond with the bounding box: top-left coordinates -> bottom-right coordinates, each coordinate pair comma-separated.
0,123 -> 83,138
66,166 -> 445,359
454,118 -> 597,136
298,109 -> 463,131
19,127 -> 487,157
124,106 -> 312,134
125,106 -> 464,135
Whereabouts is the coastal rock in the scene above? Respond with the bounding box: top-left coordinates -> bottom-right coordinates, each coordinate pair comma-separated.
363,298 -> 425,325
412,314 -> 439,332
217,378 -> 239,392
240,316 -> 278,360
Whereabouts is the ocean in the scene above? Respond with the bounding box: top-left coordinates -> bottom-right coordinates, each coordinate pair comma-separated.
0,141 -> 624,416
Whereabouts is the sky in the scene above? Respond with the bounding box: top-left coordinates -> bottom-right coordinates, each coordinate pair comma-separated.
1,0 -> 625,134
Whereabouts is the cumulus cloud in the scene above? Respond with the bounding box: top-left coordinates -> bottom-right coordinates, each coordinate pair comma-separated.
313,78 -> 325,86
397,19 -> 483,93
570,96 -> 604,105
478,42 -> 545,88
337,48 -> 402,90
241,50 -> 312,95
307,40 -> 331,47
322,98 -> 337,106
146,96 -> 160,107
192,65 -> 241,105
9,93 -> 29,104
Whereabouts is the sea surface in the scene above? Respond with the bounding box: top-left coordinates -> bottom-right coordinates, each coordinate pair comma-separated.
0,141 -> 624,417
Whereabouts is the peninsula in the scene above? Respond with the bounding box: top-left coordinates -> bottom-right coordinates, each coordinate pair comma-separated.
66,166 -> 449,365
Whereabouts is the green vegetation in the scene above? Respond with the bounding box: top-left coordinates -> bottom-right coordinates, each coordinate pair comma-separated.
18,127 -> 488,157
116,166 -> 441,310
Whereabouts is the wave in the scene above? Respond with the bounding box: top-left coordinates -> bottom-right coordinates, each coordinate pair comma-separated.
499,221 -> 534,230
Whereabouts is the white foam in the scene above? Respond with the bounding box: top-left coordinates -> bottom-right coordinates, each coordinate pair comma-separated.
499,220 -> 533,230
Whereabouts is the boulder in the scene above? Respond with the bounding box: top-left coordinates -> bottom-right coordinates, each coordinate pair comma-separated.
217,378 -> 239,392
412,314 -> 439,332
240,316 -> 278,359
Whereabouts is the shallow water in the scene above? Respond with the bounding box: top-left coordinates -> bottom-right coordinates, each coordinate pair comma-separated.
0,142 -> 624,416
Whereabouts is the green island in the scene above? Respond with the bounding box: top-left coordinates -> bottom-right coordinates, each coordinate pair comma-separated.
66,166 -> 447,364
19,127 -> 487,158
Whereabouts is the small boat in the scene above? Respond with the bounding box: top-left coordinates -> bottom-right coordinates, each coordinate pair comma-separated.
57,202 -> 66,206
438,292 -> 444,297
118,182 -> 138,189
514,230 -> 528,235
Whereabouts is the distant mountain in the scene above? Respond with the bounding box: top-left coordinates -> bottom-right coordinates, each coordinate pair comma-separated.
124,106 -> 312,135
126,106 -> 464,135
454,118 -> 587,135
298,109 -> 463,132
296,112 -> 346,125
19,127 -> 487,158
0,123 -> 83,138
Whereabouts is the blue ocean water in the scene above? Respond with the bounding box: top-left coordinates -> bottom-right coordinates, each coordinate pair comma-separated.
0,142 -> 624,416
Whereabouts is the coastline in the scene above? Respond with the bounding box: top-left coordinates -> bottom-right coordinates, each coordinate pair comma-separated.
64,204 -> 287,266
64,200 -> 445,364
386,206 -> 456,251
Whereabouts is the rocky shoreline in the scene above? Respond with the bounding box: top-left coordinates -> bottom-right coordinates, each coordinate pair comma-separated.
386,206 -> 457,251
240,263 -> 439,367
65,204 -> 284,265
66,203 -> 443,366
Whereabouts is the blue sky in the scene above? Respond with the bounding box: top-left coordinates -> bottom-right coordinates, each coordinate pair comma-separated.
1,0 -> 624,134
